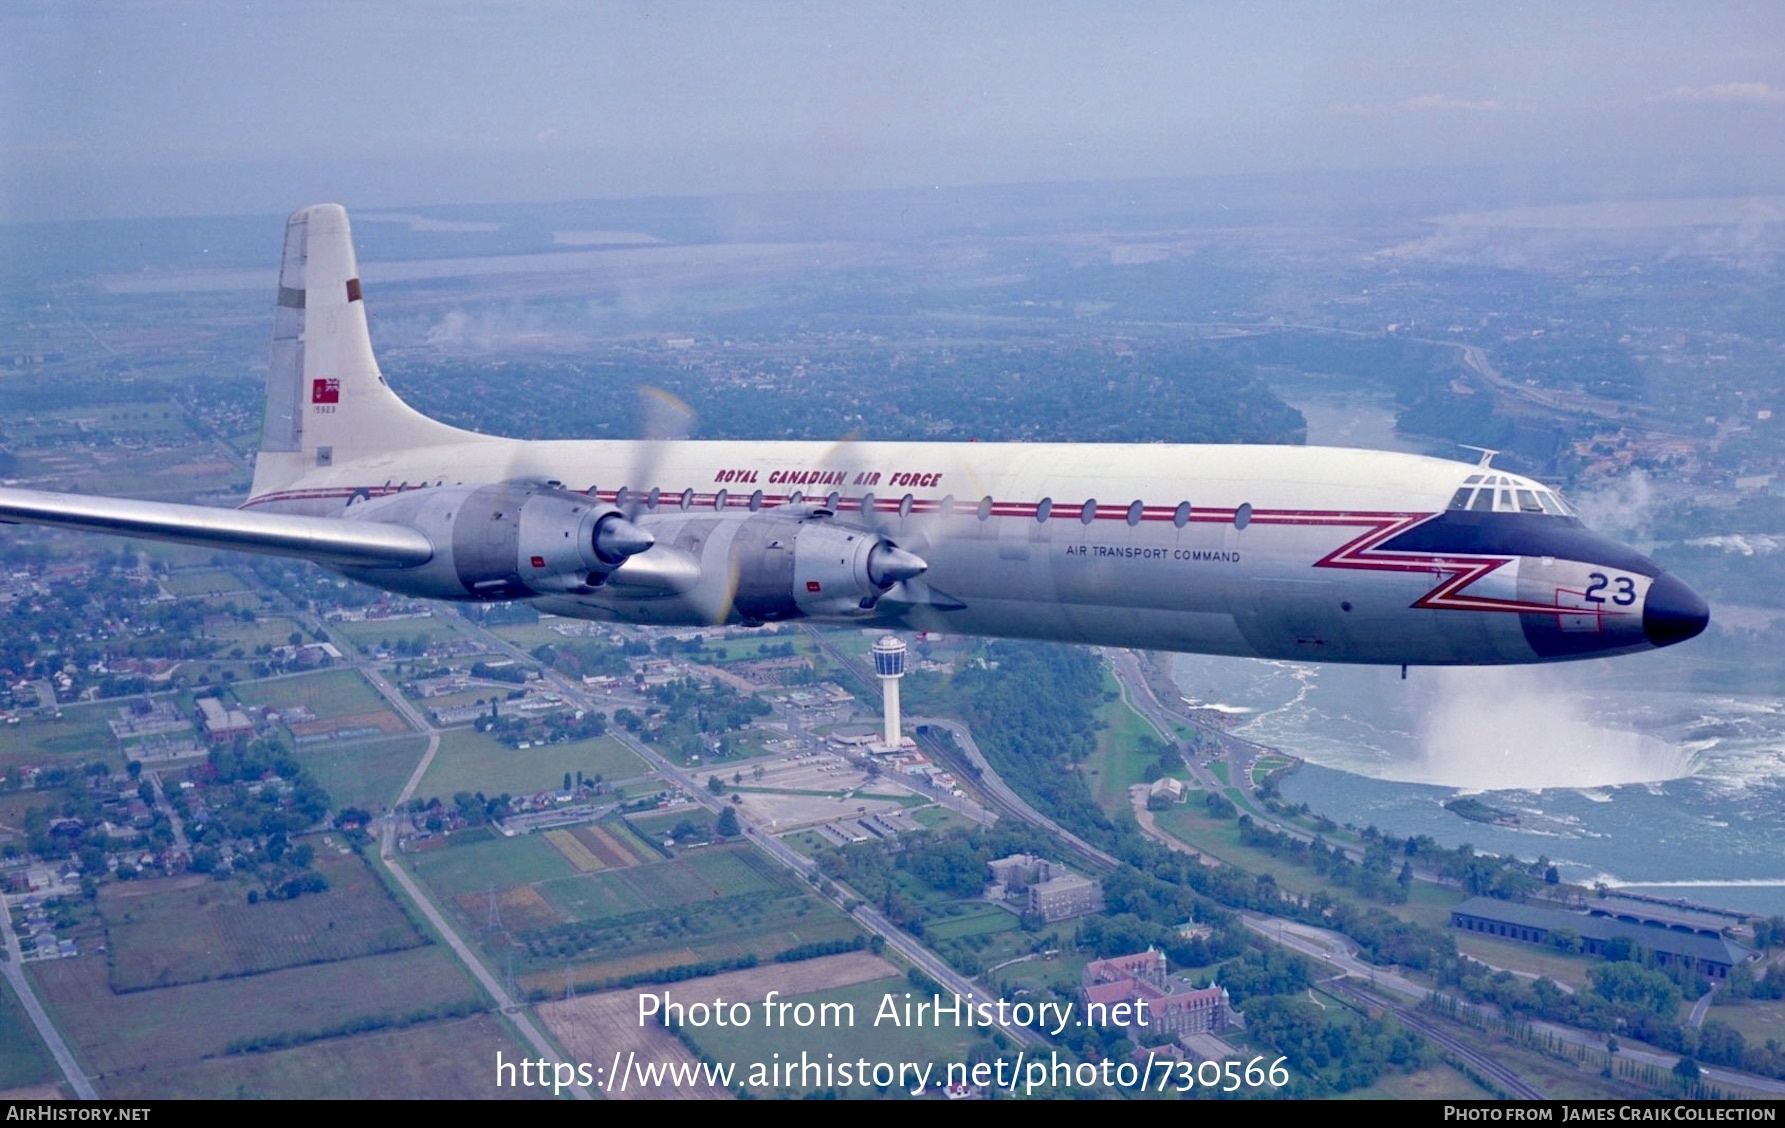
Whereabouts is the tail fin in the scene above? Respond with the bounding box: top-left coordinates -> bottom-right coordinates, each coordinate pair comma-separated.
250,204 -> 476,498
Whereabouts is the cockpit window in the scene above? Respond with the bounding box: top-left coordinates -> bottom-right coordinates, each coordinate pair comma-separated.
1451,475 -> 1575,516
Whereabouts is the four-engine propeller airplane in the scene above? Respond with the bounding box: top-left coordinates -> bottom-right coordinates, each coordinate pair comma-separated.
0,205 -> 1708,666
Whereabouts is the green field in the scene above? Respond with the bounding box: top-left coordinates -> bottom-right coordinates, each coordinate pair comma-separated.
1709,995 -> 1785,1047
1339,1061 -> 1491,1100
1151,801 -> 1347,902
537,847 -> 783,922
538,870 -> 654,919
484,622 -> 567,650
29,945 -> 482,1077
102,848 -> 424,990
980,939 -> 1092,999
326,616 -> 465,649
1251,755 -> 1296,787
234,669 -> 390,720
205,615 -> 305,652
0,702 -> 125,770
921,903 -> 1020,941
297,735 -> 429,812
1453,932 -> 1597,990
96,1014 -> 546,1100
1082,669 -> 1181,814
0,976 -> 58,1092
408,832 -> 579,898
416,730 -> 645,800
161,568 -> 253,597
910,807 -> 979,833
510,843 -> 860,975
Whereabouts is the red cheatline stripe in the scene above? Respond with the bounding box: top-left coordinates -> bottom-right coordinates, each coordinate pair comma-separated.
239,480 -> 1610,623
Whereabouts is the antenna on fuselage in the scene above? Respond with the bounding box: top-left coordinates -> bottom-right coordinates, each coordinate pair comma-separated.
1458,445 -> 1499,469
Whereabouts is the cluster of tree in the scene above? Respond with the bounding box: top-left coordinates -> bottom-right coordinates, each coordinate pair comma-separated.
15,766 -> 160,880
646,677 -> 771,732
0,556 -> 167,696
1436,953 -> 1785,1082
470,660 -> 530,685
520,885 -> 814,966
773,935 -> 867,963
483,704 -> 608,750
946,643 -> 1115,846
1073,908 -> 1247,973
1235,818 -> 1413,903
173,743 -> 335,898
1494,336 -> 1646,401
409,790 -> 513,831
1243,997 -> 1430,1097
1216,945 -> 1314,1002
542,953 -> 763,998
190,741 -> 330,832
531,638 -> 632,680
226,998 -> 484,1055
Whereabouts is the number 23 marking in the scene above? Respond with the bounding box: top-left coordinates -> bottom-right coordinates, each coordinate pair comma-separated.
1584,572 -> 1636,606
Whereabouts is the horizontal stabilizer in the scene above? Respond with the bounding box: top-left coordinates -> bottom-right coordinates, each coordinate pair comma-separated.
0,487 -> 434,570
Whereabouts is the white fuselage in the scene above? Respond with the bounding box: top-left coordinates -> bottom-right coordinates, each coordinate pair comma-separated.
245,435 -> 1670,666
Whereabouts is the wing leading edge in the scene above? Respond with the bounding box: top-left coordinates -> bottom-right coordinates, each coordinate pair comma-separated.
0,487 -> 433,570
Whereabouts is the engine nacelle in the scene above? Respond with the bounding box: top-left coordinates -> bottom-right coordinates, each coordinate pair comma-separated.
336,484 -> 655,599
585,508 -> 927,626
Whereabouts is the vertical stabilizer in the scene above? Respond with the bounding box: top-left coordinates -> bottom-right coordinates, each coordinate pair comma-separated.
250,204 -> 480,499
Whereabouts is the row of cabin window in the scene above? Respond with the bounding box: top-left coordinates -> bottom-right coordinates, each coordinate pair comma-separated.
597,487 -> 1252,529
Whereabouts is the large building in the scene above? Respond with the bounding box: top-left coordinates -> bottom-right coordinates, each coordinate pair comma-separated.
1081,949 -> 1236,1036
195,697 -> 254,742
1450,897 -> 1750,980
988,853 -> 1104,923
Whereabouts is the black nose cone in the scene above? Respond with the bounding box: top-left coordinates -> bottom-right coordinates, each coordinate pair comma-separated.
1644,571 -> 1710,648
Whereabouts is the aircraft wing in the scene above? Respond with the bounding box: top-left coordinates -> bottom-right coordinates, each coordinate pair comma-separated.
0,486 -> 433,570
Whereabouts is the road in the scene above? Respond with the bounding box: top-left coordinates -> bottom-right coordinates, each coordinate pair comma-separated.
341,628 -> 593,1098
358,665 -> 442,808
912,717 -> 1119,873
377,823 -> 592,1100
0,906 -> 96,1098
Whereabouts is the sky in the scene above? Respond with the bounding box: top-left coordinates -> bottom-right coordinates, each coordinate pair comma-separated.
4,1 -> 1785,222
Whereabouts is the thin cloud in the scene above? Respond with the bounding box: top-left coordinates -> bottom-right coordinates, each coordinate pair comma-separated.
1329,94 -> 1502,116
1656,82 -> 1785,104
